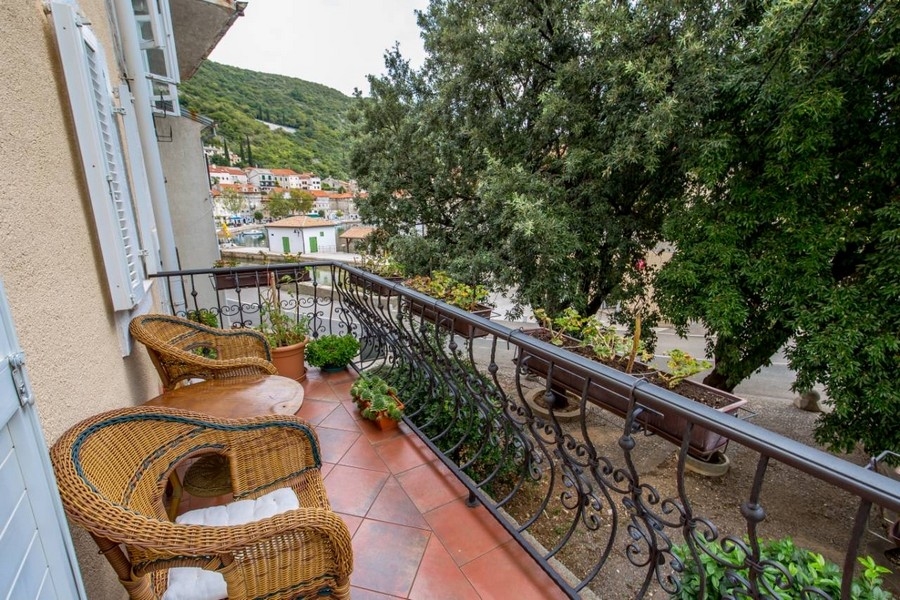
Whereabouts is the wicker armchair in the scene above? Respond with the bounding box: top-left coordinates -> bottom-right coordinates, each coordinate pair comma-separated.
50,406 -> 353,600
130,314 -> 277,391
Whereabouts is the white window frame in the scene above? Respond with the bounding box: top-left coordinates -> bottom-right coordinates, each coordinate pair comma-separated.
51,2 -> 152,320
135,0 -> 180,115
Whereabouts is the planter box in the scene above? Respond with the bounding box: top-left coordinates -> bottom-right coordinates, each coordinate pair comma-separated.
407,299 -> 494,338
347,272 -> 404,296
213,267 -> 310,291
517,328 -> 746,458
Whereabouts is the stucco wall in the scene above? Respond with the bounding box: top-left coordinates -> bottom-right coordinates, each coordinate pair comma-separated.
2,1 -> 160,597
161,117 -> 221,270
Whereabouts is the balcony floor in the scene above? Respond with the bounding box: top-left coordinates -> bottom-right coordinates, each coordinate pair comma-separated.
176,369 -> 567,600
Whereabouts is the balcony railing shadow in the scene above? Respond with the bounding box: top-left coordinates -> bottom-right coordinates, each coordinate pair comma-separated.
153,262 -> 900,599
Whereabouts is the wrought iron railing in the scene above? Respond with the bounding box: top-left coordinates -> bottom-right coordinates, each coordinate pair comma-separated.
153,262 -> 900,599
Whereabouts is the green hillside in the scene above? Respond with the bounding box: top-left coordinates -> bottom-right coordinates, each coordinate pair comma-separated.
179,61 -> 356,178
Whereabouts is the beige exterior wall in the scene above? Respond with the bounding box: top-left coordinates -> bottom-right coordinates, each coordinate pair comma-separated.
2,1 -> 161,597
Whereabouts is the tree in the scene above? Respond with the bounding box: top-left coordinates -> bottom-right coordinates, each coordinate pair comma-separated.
288,188 -> 314,215
655,0 -> 900,454
352,0 -> 724,321
219,187 -> 245,216
266,188 -> 314,220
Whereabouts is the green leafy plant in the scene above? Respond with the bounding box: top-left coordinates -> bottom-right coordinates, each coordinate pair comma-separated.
661,349 -> 712,389
404,271 -> 490,311
672,537 -> 893,600
256,279 -> 310,348
354,253 -> 406,278
533,307 -> 649,367
186,309 -> 219,329
213,257 -> 239,268
350,375 -> 404,421
305,334 -> 361,370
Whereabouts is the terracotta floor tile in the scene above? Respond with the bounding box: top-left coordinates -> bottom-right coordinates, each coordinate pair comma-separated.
365,478 -> 429,530
358,417 -> 406,444
424,498 -> 511,566
323,465 -> 389,517
408,536 -> 481,600
349,587 -> 404,599
339,436 -> 389,472
336,512 -> 364,538
295,399 -> 338,425
351,520 -> 430,597
319,462 -> 335,479
318,403 -> 362,432
329,378 -> 357,398
301,379 -> 341,402
314,427 -> 360,464
321,368 -> 357,384
375,435 -> 434,475
396,461 -> 468,514
461,539 -> 569,600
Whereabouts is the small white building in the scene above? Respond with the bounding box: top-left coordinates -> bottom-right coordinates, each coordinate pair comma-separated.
266,216 -> 338,254
247,167 -> 277,190
208,165 -> 248,185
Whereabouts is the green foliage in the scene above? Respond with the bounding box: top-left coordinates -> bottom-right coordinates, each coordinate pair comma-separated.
186,309 -> 219,329
654,0 -> 900,454
256,283 -> 310,348
218,187 -> 244,215
351,375 -> 404,421
375,346 -> 528,495
532,307 -> 650,364
404,271 -> 490,311
180,61 -> 356,178
353,253 -> 406,278
663,349 -> 712,389
351,0 -> 721,319
671,537 -> 893,600
305,334 -> 361,369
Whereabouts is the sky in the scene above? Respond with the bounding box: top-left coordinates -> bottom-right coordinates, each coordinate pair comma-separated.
209,0 -> 430,97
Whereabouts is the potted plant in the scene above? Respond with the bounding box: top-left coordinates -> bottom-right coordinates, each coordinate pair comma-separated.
518,307 -> 746,459
350,375 -> 405,430
305,334 -> 361,372
348,253 -> 406,295
403,271 -> 494,337
256,276 -> 311,382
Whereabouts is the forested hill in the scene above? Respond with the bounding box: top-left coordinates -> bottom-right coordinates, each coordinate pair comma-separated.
179,61 -> 356,178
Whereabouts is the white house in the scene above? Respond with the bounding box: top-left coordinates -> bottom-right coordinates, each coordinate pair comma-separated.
270,168 -> 302,188
266,216 -> 338,255
247,167 -> 277,190
208,165 -> 248,185
298,172 -> 322,190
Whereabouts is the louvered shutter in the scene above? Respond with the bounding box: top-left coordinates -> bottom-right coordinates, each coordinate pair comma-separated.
51,2 -> 147,311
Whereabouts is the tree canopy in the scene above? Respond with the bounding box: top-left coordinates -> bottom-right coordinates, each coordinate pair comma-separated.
351,0 -> 900,456
655,0 -> 900,455
351,0 -> 726,319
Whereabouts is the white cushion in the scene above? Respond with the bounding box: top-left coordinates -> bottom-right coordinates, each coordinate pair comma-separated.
163,488 -> 300,600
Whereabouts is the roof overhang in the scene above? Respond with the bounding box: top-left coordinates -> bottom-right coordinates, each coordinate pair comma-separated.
170,0 -> 247,81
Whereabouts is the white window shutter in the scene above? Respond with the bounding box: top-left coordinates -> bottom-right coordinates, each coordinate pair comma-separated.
51,2 -> 147,311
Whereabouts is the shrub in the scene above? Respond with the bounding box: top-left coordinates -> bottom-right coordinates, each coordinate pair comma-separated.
305,334 -> 361,369
672,537 -> 893,600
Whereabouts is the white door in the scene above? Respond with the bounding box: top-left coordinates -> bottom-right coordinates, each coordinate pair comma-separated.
0,280 -> 85,598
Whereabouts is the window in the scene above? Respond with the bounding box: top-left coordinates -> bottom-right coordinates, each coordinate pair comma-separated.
51,1 -> 152,315
130,0 -> 180,114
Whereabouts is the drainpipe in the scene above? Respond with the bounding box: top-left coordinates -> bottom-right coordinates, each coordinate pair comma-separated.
110,0 -> 182,310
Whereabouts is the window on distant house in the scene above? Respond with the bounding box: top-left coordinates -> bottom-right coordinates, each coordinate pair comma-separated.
51,1 -> 153,320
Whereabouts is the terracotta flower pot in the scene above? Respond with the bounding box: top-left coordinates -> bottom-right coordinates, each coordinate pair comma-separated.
270,339 -> 308,383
